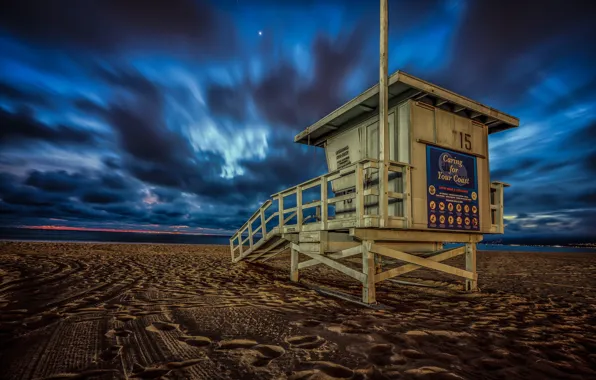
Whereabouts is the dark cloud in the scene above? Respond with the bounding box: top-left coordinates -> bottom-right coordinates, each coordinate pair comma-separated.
24,170 -> 84,193
568,122 -> 596,148
431,0 -> 596,103
576,190 -> 596,207
81,190 -> 128,204
585,150 -> 596,173
205,84 -> 249,122
490,158 -> 541,180
0,108 -> 98,147
0,81 -> 51,107
250,22 -> 373,129
0,0 -> 237,57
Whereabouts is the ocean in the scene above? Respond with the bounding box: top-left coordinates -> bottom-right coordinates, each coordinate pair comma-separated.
0,227 -> 594,253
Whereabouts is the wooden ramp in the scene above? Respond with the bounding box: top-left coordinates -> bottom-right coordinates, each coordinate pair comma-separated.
230,199 -> 293,263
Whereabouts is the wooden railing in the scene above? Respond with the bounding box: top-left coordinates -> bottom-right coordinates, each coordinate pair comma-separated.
490,181 -> 509,234
229,158 -> 412,261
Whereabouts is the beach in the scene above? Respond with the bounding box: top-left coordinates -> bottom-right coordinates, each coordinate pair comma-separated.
0,241 -> 595,380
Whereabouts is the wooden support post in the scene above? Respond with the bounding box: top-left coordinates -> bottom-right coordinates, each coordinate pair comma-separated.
498,185 -> 505,234
465,242 -> 477,291
375,254 -> 383,274
290,246 -> 299,282
378,0 -> 389,228
320,179 -> 328,230
362,240 -> 376,304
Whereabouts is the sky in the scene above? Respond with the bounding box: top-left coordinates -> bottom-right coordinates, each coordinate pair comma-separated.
0,0 -> 595,240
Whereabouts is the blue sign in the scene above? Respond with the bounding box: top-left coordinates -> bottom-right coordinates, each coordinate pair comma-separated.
426,146 -> 479,231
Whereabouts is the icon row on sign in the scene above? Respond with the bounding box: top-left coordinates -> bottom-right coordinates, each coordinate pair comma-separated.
430,214 -> 478,226
429,201 -> 478,214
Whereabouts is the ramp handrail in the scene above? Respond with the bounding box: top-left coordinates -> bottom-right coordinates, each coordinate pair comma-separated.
230,200 -> 277,262
230,158 -> 413,262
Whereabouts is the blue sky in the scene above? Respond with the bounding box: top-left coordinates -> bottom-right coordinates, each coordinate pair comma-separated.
0,0 -> 595,240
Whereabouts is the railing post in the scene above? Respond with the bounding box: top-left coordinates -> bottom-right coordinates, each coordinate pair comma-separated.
260,208 -> 266,241
278,196 -> 284,232
239,230 -> 244,257
404,166 -> 412,228
248,223 -> 253,248
320,178 -> 328,230
355,163 -> 364,227
297,186 -> 303,231
230,237 -> 235,261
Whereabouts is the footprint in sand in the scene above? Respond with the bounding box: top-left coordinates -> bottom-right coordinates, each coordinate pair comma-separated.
146,321 -> 180,333
250,345 -> 286,367
218,339 -> 258,350
286,335 -> 326,350
403,366 -> 463,379
291,319 -> 322,328
106,328 -> 132,338
179,335 -> 212,347
290,361 -> 354,380
368,344 -> 406,366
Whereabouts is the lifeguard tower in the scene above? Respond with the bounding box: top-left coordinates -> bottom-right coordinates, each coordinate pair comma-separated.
229,2 -> 519,304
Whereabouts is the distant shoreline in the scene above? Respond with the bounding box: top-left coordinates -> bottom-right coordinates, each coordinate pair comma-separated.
1,239 -> 595,254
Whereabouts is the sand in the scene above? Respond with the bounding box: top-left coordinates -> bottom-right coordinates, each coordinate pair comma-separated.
0,241 -> 595,380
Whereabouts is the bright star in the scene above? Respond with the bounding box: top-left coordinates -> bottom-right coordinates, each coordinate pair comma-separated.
258,31 -> 262,36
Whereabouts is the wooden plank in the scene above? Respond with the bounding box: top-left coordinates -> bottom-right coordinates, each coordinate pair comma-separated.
301,178 -> 323,191
350,228 -> 483,243
293,243 -> 366,283
247,237 -> 287,262
375,246 -> 465,282
387,165 -> 402,173
243,200 -> 271,228
265,212 -> 278,225
356,163 -> 364,227
302,200 -> 321,209
379,0 -> 389,230
297,187 -> 303,230
371,245 -> 474,282
327,218 -> 358,230
387,191 -> 403,199
260,244 -> 290,262
298,245 -> 363,269
404,166 -> 412,228
386,217 -> 406,229
364,161 -> 378,170
363,188 -> 379,197
260,208 -> 266,237
328,193 -> 356,204
284,211 -> 297,224
229,239 -> 235,261
278,196 -> 284,230
248,223 -> 253,248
